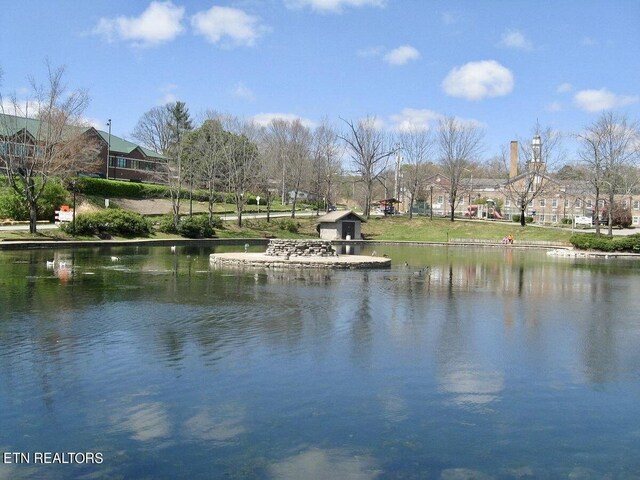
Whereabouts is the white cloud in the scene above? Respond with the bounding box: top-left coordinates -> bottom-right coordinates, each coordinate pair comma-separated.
383,45 -> 420,66
252,112 -> 316,128
83,116 -> 107,130
442,60 -> 514,101
545,101 -> 563,112
581,36 -> 598,46
191,6 -> 266,47
500,29 -> 532,50
92,1 -> 185,47
389,108 -> 443,132
556,83 -> 573,94
232,83 -> 256,101
284,0 -> 385,14
360,116 -> 385,130
573,88 -> 640,112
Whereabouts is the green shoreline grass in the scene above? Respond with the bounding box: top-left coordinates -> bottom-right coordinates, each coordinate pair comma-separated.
362,216 -> 574,243
1,215 -> 578,243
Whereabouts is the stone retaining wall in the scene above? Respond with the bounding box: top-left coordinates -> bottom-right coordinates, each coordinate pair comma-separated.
265,239 -> 336,257
210,252 -> 390,269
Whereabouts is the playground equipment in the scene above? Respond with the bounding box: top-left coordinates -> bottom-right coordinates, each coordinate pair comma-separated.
465,204 -> 502,219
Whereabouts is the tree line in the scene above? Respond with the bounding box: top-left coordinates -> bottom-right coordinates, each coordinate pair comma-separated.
1,64 -> 639,235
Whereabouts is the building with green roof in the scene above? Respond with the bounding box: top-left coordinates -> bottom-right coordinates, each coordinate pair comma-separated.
1,112 -> 166,183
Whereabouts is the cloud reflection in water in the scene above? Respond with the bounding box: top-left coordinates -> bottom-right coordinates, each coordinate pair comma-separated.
269,448 -> 381,480
183,404 -> 247,444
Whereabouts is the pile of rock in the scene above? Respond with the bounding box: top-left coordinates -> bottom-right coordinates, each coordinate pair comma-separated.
265,239 -> 337,257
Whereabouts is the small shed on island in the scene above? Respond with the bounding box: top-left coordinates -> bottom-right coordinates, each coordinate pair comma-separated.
317,210 -> 365,240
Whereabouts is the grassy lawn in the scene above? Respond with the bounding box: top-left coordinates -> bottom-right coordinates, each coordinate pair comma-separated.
362,216 -> 574,243
0,215 -> 576,243
214,217 -> 319,239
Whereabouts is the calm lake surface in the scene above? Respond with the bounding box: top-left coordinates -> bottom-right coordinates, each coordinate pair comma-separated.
1,243 -> 639,479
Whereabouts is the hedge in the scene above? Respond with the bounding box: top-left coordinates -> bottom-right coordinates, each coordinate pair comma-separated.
73,177 -> 219,201
570,233 -> 640,252
60,209 -> 152,237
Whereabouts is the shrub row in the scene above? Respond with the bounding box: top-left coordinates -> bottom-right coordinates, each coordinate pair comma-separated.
72,177 -> 275,205
72,177 -> 167,199
60,210 -> 152,237
511,214 -> 534,224
156,214 -> 219,238
570,233 -> 640,252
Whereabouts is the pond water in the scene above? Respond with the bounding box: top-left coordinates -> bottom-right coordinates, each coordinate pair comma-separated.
1,244 -> 639,479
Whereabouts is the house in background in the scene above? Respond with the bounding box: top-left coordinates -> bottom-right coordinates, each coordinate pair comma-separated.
287,190 -> 315,203
317,210 -> 365,240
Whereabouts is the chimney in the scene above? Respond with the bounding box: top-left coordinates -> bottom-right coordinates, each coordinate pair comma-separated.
509,141 -> 518,178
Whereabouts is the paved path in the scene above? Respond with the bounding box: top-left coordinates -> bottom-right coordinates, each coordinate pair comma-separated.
0,223 -> 59,231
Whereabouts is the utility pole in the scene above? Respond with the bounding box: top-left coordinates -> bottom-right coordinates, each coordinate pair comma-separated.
106,119 -> 112,180
394,143 -> 400,200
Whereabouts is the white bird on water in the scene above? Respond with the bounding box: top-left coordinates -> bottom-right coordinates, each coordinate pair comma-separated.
170,245 -> 176,253
110,256 -> 120,262
46,260 -> 55,268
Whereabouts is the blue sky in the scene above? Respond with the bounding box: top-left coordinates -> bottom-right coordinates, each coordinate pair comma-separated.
1,0 -> 639,161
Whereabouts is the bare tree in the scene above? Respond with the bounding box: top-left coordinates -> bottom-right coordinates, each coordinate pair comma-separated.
133,101 -> 192,227
183,117 -> 227,225
398,126 -> 435,219
256,125 -> 283,223
340,116 -> 394,218
286,120 -> 312,218
263,119 -> 313,217
310,120 -> 343,213
131,106 -> 173,155
263,119 -> 290,205
437,116 -> 484,221
576,124 -> 606,234
219,116 -> 260,227
577,112 -> 640,236
503,123 -> 563,226
0,63 -> 100,233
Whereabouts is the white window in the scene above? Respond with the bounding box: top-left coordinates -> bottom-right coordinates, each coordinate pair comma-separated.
437,195 -> 444,204
586,199 -> 592,208
539,198 -> 546,207
564,198 -> 569,207
552,214 -> 558,223
634,200 -> 640,210
552,198 -> 558,208
576,199 -> 582,208
623,200 -> 628,209
634,216 -> 640,225
598,199 -> 605,208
